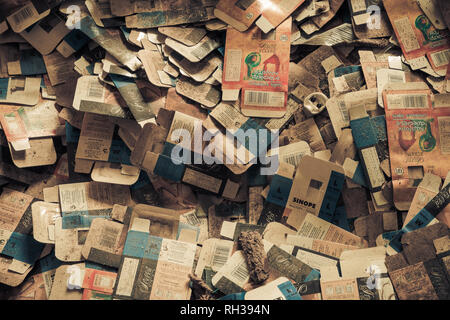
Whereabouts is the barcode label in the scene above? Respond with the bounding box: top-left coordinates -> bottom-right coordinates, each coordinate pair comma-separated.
338,100 -> 349,122
224,49 -> 242,82
388,72 -> 404,83
387,93 -> 428,110
402,94 -> 427,109
211,244 -> 231,270
246,90 -> 269,105
244,90 -> 285,107
431,50 -> 450,67
282,153 -> 304,167
87,79 -> 104,99
230,260 -> 250,285
4,114 -> 21,135
93,274 -> 114,289
99,225 -> 118,248
183,210 -> 200,226
13,5 -> 34,24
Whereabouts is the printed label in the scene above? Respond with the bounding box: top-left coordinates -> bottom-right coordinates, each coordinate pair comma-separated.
393,17 -> 421,53
438,116 -> 450,155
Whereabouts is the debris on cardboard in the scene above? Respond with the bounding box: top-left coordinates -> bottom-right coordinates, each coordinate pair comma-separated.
0,0 -> 449,302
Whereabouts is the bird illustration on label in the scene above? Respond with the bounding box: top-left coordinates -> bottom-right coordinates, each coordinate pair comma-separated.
419,119 -> 436,152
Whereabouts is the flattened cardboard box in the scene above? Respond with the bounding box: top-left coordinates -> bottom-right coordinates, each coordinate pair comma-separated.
383,83 -> 450,210
6,0 -> 50,33
222,18 -> 291,118
384,0 -> 449,73
81,218 -> 128,268
73,75 -> 129,118
0,189 -> 45,280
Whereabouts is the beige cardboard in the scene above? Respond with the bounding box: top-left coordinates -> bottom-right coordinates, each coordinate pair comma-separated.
288,210 -> 367,248
167,48 -> 222,83
20,100 -> 65,138
131,204 -> 182,239
0,107 -> 30,151
43,51 -> 77,86
267,141 -> 312,168
43,185 -> 60,203
244,277 -> 297,300
138,50 -> 172,88
123,0 -> 216,28
286,118 -> 327,152
262,222 -> 297,247
81,218 -> 126,264
158,27 -> 207,46
54,216 -> 87,262
31,201 -> 60,244
6,1 -> 50,33
0,76 -> 41,105
75,113 -> 115,162
339,247 -> 396,300
73,75 -> 128,117
211,250 -> 250,291
165,35 -> 220,63
194,238 -> 234,277
10,137 -> 57,168
214,0 -> 304,32
283,155 -> 345,220
20,13 -> 70,55
59,182 -> 131,218
48,264 -> 84,300
91,162 -> 140,186
74,158 -> 95,174
176,76 -> 221,108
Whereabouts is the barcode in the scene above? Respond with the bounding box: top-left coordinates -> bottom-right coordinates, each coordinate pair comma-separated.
283,153 -> 304,167
402,95 -> 427,109
230,260 -> 250,284
245,91 -> 270,106
13,6 -> 34,24
211,244 -> 231,269
431,50 -> 450,67
388,73 -> 404,83
183,211 -> 200,226
99,225 -> 118,248
88,80 -> 104,99
338,101 -> 349,122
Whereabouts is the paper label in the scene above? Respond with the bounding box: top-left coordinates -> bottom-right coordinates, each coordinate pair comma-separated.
360,147 -> 385,189
438,117 -> 450,154
75,113 -> 115,162
115,257 -> 139,297
393,17 -> 421,53
321,279 -> 359,300
224,49 -> 242,82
